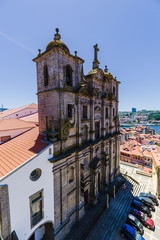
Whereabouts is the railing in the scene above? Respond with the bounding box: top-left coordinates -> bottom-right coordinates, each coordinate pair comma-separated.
123,173 -> 140,185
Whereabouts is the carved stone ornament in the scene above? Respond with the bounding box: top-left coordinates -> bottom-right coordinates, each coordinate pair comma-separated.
60,117 -> 75,140
79,82 -> 100,97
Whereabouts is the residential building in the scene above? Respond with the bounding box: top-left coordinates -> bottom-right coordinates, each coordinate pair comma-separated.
120,128 -> 131,142
120,139 -> 152,168
0,127 -> 54,240
0,103 -> 38,119
19,112 -> 38,125
0,118 -> 35,143
132,108 -> 136,113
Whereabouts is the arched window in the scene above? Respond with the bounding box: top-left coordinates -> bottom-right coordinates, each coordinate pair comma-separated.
66,65 -> 72,86
44,65 -> 49,86
69,166 -> 74,183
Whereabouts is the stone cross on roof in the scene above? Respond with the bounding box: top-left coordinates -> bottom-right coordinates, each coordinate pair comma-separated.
93,43 -> 100,69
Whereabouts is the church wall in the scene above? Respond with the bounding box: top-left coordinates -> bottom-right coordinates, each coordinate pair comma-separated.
38,91 -> 59,133
34,30 -> 120,239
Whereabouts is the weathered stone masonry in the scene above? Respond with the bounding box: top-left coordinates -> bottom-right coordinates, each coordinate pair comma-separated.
33,28 -> 121,240
0,185 -> 10,240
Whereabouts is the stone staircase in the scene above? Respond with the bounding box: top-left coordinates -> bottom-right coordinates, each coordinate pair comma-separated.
86,174 -> 143,240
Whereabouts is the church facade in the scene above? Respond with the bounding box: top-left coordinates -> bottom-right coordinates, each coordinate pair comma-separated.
33,28 -> 121,240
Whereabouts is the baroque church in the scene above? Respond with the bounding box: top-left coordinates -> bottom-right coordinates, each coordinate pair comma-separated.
33,28 -> 121,239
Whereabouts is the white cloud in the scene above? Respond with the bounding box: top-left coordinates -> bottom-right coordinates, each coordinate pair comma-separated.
0,31 -> 36,55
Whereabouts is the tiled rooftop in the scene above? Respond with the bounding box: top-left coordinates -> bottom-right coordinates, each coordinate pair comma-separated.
19,112 -> 38,123
0,103 -> 37,118
0,118 -> 35,131
0,126 -> 50,179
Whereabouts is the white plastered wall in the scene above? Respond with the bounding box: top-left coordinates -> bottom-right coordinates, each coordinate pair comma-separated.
0,144 -> 54,240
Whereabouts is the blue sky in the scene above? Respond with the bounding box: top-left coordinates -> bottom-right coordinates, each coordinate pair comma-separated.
0,0 -> 160,111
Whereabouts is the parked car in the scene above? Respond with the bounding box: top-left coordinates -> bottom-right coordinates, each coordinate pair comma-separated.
135,196 -> 155,212
140,193 -> 159,206
130,208 -> 155,230
121,223 -> 145,240
126,214 -> 144,235
131,200 -> 152,217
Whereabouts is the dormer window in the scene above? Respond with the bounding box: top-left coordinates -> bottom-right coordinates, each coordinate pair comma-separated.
66,65 -> 72,86
44,65 -> 49,86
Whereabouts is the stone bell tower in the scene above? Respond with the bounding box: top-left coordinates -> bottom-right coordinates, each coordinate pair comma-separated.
33,28 -> 84,142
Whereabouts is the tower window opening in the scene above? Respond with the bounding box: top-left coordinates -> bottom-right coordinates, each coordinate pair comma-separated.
113,87 -> 115,96
66,65 -> 72,86
44,65 -> 49,86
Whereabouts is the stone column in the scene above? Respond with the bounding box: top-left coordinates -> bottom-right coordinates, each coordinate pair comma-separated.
75,152 -> 80,221
109,139 -> 113,182
101,100 -> 105,137
0,185 -> 11,240
109,102 -> 113,135
76,96 -> 82,146
116,136 -> 120,175
90,98 -> 95,141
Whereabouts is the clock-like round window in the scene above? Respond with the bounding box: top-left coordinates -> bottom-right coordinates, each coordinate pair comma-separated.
30,169 -> 42,181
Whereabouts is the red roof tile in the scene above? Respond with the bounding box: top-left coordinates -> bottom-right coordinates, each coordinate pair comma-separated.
0,127 -> 50,179
0,118 -> 35,131
19,113 -> 38,123
0,103 -> 37,118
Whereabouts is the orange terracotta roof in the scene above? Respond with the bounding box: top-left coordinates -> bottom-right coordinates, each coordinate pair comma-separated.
143,149 -> 152,157
0,118 -> 35,131
152,148 -> 160,167
20,113 -> 38,123
0,127 -> 50,179
0,103 -> 38,118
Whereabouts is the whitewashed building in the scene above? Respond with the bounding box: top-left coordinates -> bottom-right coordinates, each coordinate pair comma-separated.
0,127 -> 54,240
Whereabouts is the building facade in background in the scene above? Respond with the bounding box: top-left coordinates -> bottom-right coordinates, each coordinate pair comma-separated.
132,108 -> 136,113
33,29 -> 121,239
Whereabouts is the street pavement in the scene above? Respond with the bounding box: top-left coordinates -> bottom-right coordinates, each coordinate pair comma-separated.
113,163 -> 160,240
87,163 -> 160,240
